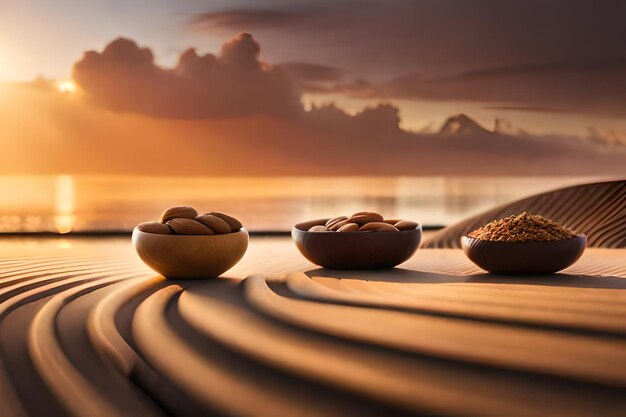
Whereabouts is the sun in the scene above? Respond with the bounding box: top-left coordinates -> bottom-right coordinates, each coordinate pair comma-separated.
56,80 -> 76,93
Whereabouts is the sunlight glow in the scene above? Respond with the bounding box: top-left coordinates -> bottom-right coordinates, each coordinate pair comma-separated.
54,175 -> 75,234
56,80 -> 76,94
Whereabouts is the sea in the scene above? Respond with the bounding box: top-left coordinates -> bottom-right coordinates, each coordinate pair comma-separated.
0,176 -> 608,233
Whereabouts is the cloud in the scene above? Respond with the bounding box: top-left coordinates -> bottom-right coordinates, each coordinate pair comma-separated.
187,1 -> 626,79
7,32 -> 624,176
281,62 -> 343,82
3,81 -> 626,176
280,61 -> 378,98
73,4 -> 626,120
189,10 -> 316,31
380,59 -> 626,117
72,33 -> 302,119
586,127 -> 626,147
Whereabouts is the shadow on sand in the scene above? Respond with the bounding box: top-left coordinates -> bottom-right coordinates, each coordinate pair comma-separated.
305,267 -> 626,290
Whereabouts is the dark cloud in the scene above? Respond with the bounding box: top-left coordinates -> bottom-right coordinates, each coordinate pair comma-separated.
281,62 -> 343,82
183,2 -> 626,117
72,33 -> 302,119
303,79 -> 377,99
304,103 -> 402,134
483,106 -> 571,114
453,59 -> 626,81
380,59 -> 626,117
280,62 -> 378,97
187,1 -> 626,88
189,10 -> 316,31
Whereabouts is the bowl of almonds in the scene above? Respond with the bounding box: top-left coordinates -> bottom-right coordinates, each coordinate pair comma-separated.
461,212 -> 586,274
132,206 -> 248,279
292,211 -> 421,269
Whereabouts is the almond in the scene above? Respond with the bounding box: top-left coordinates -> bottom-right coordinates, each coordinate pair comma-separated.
160,206 -> 197,223
349,212 -> 384,225
329,219 -> 351,231
137,221 -> 171,234
359,222 -> 399,232
337,223 -> 359,232
383,218 -> 402,225
208,212 -> 242,232
325,216 -> 348,228
352,211 -> 378,216
195,214 -> 231,234
308,225 -> 329,232
394,220 -> 418,231
166,218 -> 214,235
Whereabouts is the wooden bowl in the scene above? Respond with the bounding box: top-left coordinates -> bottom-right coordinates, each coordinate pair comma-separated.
461,234 -> 587,275
292,218 -> 421,270
132,228 -> 249,279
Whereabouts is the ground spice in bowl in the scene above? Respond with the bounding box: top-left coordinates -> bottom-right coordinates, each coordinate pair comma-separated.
468,212 -> 578,242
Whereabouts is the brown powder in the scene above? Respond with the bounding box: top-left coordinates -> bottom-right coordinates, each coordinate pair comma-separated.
468,212 -> 578,242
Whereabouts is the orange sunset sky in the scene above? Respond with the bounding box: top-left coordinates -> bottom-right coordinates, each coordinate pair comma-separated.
1,0 -> 625,175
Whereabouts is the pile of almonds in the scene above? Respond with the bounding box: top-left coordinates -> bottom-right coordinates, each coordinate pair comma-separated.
468,212 -> 578,242
309,211 -> 418,232
137,206 -> 243,235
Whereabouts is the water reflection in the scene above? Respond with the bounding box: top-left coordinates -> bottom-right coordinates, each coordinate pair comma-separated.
0,175 -> 605,233
53,175 -> 75,234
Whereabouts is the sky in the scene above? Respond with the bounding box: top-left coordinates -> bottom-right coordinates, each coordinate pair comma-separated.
0,0 -> 625,175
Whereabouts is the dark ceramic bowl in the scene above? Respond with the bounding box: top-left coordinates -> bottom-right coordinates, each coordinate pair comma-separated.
461,234 -> 587,274
292,218 -> 422,269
